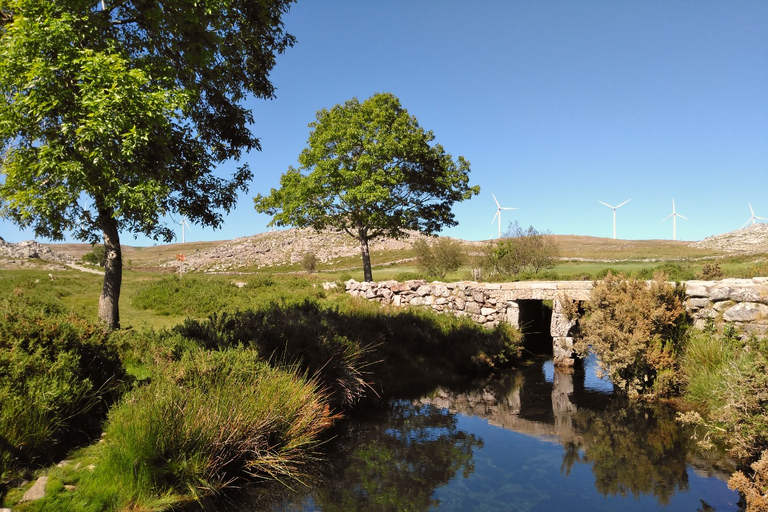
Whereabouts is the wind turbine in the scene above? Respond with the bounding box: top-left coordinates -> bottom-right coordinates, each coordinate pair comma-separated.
742,203 -> 768,228
178,217 -> 192,243
662,199 -> 688,241
598,199 -> 630,240
491,193 -> 517,239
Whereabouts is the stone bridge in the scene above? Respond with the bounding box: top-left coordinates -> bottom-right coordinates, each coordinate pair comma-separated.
346,278 -> 768,366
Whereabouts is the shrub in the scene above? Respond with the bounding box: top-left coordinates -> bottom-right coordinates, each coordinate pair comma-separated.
301,251 -> 318,273
574,273 -> 688,398
729,450 -> 768,512
82,244 -> 106,266
698,262 -> 724,280
0,297 -> 126,480
413,237 -> 465,280
479,223 -> 559,279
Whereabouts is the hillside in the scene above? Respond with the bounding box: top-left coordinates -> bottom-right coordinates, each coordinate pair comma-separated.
5,224 -> 767,273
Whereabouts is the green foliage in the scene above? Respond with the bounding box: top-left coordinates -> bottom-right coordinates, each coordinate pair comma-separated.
0,296 -> 126,481
301,251 -> 318,273
131,274 -> 323,317
681,334 -> 768,462
82,245 -> 106,267
254,92 -> 480,282
176,298 -> 522,404
478,222 -> 559,279
635,262 -> 696,282
574,273 -> 688,398
0,0 -> 296,327
413,237 -> 465,280
31,350 -> 334,510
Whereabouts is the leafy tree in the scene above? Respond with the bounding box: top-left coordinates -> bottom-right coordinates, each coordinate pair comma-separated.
253,93 -> 479,282
0,0 -> 296,329
479,222 -> 559,278
413,237 -> 465,280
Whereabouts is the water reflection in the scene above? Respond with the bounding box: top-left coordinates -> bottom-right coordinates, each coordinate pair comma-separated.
200,357 -> 740,511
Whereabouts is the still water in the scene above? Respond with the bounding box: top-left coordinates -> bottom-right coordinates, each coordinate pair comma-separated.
215,356 -> 741,511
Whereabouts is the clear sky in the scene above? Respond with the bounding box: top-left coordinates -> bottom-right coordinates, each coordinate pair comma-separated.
1,0 -> 766,245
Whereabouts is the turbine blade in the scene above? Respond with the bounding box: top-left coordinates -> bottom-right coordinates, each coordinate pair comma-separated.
491,211 -> 499,223
756,216 -> 768,221
749,203 -> 755,216
492,193 -> 500,208
500,207 -> 517,211
742,219 -> 752,228
662,213 -> 673,221
678,214 -> 689,221
616,199 -> 631,208
598,201 -> 613,208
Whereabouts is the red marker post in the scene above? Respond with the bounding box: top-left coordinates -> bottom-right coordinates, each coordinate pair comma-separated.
175,253 -> 186,279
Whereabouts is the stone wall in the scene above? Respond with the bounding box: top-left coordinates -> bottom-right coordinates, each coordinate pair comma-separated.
685,278 -> 768,337
346,277 -> 768,365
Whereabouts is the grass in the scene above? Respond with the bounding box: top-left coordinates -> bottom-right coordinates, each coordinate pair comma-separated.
1,267 -> 523,510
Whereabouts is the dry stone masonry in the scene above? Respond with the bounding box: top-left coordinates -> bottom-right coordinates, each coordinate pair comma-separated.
346,277 -> 768,366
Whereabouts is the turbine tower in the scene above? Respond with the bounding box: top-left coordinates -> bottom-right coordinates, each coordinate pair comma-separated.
742,203 -> 768,228
662,199 -> 688,241
491,193 -> 517,239
178,217 -> 192,243
598,199 -> 630,240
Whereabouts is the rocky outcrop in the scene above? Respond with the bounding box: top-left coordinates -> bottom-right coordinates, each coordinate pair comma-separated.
0,239 -> 76,264
692,224 -> 768,253
163,228 -> 431,272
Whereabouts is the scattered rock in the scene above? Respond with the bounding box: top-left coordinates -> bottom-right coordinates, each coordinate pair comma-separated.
160,227 -> 430,272
21,476 -> 48,502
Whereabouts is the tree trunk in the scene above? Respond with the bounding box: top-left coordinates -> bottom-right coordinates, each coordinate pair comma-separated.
98,210 -> 122,330
358,233 -> 373,282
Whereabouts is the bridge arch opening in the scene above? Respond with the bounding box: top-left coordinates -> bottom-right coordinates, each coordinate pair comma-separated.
517,299 -> 553,355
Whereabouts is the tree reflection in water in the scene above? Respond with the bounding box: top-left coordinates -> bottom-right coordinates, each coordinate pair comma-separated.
562,402 -> 690,504
311,401 -> 482,512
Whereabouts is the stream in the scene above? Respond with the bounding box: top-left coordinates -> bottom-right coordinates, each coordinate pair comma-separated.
203,355 -> 742,512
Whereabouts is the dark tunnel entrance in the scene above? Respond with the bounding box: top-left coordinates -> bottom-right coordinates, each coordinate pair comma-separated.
517,300 -> 553,355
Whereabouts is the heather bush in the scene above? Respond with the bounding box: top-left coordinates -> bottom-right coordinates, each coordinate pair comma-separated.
729,450 -> 768,512
574,273 -> 688,398
0,296 -> 126,480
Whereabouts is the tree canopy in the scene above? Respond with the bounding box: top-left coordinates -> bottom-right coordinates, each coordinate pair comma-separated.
0,0 -> 296,328
254,92 -> 479,281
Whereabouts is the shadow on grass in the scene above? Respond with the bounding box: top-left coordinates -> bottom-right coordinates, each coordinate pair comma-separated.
174,299 -> 522,407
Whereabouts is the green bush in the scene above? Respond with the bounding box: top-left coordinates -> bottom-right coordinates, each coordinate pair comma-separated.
82,245 -> 106,267
0,297 -> 126,480
478,222 -> 559,279
301,251 -> 318,273
413,237 -> 465,280
574,273 -> 688,398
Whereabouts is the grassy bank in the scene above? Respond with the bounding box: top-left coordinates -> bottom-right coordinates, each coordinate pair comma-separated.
0,271 -> 521,510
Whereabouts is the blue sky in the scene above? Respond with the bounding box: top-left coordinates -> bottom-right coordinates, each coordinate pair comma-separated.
2,0 -> 766,244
